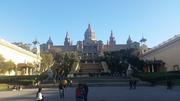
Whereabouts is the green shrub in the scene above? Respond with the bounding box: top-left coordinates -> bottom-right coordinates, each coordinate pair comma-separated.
0,75 -> 39,86
134,72 -> 180,85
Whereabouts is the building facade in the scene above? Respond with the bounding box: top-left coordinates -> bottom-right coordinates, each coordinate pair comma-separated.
0,39 -> 41,75
140,34 -> 180,71
41,24 -> 140,59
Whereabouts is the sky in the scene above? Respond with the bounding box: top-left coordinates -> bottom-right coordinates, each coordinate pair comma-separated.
0,0 -> 180,48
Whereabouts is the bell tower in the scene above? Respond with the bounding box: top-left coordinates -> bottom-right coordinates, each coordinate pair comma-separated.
109,30 -> 116,47
64,32 -> 71,46
47,36 -> 53,50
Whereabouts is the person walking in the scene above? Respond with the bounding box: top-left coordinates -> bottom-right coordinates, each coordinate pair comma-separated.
83,83 -> 89,101
58,83 -> 64,99
133,78 -> 137,89
63,79 -> 68,88
76,83 -> 84,101
167,79 -> 173,90
129,77 -> 133,90
36,87 -> 44,101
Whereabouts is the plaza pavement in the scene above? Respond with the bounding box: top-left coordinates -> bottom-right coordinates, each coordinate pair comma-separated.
0,86 -> 180,101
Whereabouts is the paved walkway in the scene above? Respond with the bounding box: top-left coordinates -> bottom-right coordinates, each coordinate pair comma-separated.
0,86 -> 180,101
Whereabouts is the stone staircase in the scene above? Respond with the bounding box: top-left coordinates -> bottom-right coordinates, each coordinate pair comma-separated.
79,63 -> 104,74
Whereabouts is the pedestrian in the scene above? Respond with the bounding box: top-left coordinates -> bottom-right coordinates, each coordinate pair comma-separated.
133,78 -> 137,89
58,83 -> 64,98
129,77 -> 133,90
76,83 -> 84,101
167,79 -> 173,90
63,79 -> 68,88
36,87 -> 44,101
83,83 -> 89,101
53,78 -> 56,85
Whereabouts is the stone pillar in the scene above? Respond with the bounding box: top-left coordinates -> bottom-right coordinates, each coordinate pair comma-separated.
29,68 -> 32,75
152,65 -> 154,72
148,66 -> 150,72
32,68 -> 34,74
26,68 -> 28,75
23,68 -> 26,75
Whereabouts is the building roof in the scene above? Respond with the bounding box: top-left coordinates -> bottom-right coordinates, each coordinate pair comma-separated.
141,34 -> 180,56
0,39 -> 41,59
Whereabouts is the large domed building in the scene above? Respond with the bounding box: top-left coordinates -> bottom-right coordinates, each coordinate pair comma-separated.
41,24 -> 140,57
40,24 -> 140,74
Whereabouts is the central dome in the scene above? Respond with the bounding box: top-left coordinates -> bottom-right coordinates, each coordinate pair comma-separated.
84,24 -> 96,41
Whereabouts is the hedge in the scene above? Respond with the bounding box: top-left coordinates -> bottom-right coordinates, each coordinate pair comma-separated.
0,75 -> 46,86
134,71 -> 180,85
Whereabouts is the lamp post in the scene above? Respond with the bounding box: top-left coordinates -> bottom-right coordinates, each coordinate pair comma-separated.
32,39 -> 40,75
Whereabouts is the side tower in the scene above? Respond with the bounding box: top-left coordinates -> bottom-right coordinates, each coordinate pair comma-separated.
47,36 -> 53,50
127,35 -> 132,44
139,34 -> 148,54
109,30 -> 116,47
127,35 -> 132,49
64,32 -> 72,46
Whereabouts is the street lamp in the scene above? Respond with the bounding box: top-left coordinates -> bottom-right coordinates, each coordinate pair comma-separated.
32,39 -> 41,75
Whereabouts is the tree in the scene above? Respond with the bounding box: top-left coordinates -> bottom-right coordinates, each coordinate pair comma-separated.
0,55 -> 6,74
104,51 -> 123,73
52,51 -> 79,77
0,54 -> 5,62
3,60 -> 16,75
13,42 -> 31,51
40,52 -> 54,73
103,49 -> 145,74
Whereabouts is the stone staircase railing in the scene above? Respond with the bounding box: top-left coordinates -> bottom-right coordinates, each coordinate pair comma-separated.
70,61 -> 80,74
101,61 -> 110,73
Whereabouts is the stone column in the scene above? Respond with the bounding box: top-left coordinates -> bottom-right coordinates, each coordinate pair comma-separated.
23,68 -> 26,75
151,65 -> 154,72
29,68 -> 32,75
148,66 -> 150,72
26,68 -> 29,75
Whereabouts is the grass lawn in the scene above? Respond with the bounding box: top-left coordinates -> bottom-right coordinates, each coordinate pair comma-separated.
0,84 -> 13,91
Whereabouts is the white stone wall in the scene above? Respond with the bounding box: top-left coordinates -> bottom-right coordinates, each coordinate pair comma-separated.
0,39 -> 41,75
141,37 -> 180,71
